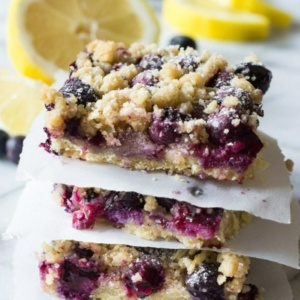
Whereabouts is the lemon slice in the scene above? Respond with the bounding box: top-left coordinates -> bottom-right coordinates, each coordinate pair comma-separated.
0,68 -> 45,135
163,0 -> 270,41
211,0 -> 292,28
7,0 -> 160,84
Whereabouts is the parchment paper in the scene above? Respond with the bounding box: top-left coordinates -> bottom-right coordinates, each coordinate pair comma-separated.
6,181 -> 300,268
17,113 -> 292,223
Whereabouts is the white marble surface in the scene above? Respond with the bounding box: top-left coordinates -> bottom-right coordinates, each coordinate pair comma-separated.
1,0 -> 300,299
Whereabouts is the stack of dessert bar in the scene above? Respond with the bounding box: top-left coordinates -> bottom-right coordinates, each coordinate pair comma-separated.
10,40 -> 299,299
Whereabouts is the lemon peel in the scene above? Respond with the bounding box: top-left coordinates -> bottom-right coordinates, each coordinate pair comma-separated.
212,0 -> 292,28
163,0 -> 270,41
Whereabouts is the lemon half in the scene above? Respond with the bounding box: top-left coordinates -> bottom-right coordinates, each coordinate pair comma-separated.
0,68 -> 45,135
7,0 -> 160,84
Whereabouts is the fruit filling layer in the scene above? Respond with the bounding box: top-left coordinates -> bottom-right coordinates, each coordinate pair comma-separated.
53,184 -> 251,248
42,40 -> 272,181
38,240 -> 262,300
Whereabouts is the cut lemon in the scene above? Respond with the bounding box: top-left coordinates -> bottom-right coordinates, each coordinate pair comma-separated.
211,0 -> 292,28
0,68 -> 45,135
163,0 -> 270,41
7,0 -> 160,84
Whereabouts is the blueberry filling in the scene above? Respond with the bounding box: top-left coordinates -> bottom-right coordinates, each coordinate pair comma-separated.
234,62 -> 272,94
148,107 -> 190,145
65,118 -> 81,137
60,78 -> 98,105
122,256 -> 165,298
169,203 -> 223,239
40,128 -> 56,154
195,108 -> 264,173
104,192 -> 145,225
186,262 -> 225,300
72,203 -> 98,229
61,186 -> 223,240
156,197 -> 176,212
73,243 -> 94,259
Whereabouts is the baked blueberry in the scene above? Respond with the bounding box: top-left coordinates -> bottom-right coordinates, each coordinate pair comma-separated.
234,62 -> 272,94
207,71 -> 235,88
60,78 -> 98,105
170,54 -> 199,72
215,86 -> 253,111
186,262 -> 225,299
58,258 -> 100,300
132,70 -> 159,86
139,54 -> 164,70
123,256 -> 165,298
169,35 -> 197,50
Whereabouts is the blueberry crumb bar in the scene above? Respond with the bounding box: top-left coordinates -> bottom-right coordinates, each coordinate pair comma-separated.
54,184 -> 252,249
38,240 -> 262,300
41,40 -> 272,182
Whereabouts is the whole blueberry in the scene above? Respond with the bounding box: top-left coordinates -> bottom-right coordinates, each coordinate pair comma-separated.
169,36 -> 197,50
215,86 -> 253,111
170,54 -> 199,72
58,258 -> 100,300
0,130 -> 9,158
122,256 -> 165,298
186,262 -> 225,300
60,77 -> 98,105
6,136 -> 25,164
234,62 -> 272,94
105,192 -> 145,211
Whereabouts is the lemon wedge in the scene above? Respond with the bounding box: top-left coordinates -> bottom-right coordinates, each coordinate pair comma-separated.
163,0 -> 270,41
7,0 -> 160,84
0,68 -> 45,135
212,0 -> 292,28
